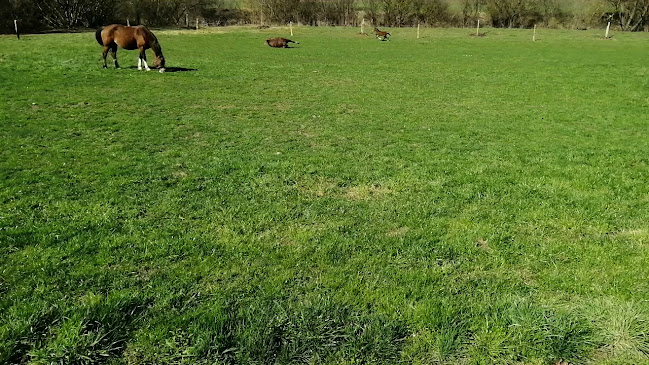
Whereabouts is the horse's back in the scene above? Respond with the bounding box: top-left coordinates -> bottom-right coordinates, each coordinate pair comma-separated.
101,25 -> 146,50
100,24 -> 121,39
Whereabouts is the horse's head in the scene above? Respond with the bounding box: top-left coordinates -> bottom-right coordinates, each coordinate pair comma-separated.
154,54 -> 165,69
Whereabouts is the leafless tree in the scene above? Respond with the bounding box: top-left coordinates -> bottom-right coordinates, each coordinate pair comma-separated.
461,0 -> 483,26
607,0 -> 649,31
35,0 -> 115,28
382,0 -> 414,26
412,0 -> 448,25
362,0 -> 380,24
486,0 -> 529,27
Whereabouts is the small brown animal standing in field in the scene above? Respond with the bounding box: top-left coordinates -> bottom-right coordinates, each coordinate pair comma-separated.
373,27 -> 390,41
96,24 -> 166,72
266,37 -> 299,48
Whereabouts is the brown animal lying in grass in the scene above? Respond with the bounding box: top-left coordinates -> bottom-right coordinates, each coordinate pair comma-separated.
266,37 -> 299,48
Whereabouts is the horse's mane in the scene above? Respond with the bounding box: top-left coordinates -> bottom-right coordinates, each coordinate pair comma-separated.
143,27 -> 163,56
150,38 -> 162,55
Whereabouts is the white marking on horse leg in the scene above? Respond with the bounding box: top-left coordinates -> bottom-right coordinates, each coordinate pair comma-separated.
143,59 -> 151,71
137,58 -> 142,70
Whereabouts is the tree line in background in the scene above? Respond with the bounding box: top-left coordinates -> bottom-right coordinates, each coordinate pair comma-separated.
2,0 -> 649,33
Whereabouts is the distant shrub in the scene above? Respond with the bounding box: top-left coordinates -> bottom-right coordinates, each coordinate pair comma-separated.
203,8 -> 252,25
380,0 -> 448,27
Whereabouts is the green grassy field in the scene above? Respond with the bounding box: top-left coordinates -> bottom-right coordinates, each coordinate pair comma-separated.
1,26 -> 649,364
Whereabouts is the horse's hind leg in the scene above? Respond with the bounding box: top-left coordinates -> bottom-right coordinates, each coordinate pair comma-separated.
110,44 -> 119,68
102,46 -> 109,68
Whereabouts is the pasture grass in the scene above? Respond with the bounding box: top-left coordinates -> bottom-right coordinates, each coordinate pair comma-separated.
1,26 -> 649,364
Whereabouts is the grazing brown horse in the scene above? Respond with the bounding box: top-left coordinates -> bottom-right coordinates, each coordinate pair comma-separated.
373,27 -> 390,41
266,37 -> 299,48
95,25 -> 166,72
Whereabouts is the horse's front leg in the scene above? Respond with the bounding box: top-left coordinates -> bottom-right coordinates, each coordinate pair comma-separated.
139,48 -> 150,71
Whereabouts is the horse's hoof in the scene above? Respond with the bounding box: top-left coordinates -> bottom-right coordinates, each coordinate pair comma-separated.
159,68 -> 166,73
103,65 -> 107,69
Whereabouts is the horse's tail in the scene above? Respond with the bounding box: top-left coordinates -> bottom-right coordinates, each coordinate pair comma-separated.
95,28 -> 103,46
289,40 -> 299,44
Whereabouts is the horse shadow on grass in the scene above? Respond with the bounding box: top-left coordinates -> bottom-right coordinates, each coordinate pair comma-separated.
124,66 -> 197,72
163,66 -> 197,72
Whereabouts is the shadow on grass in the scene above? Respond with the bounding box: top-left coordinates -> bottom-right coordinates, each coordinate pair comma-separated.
164,66 -> 197,72
122,66 -> 197,72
